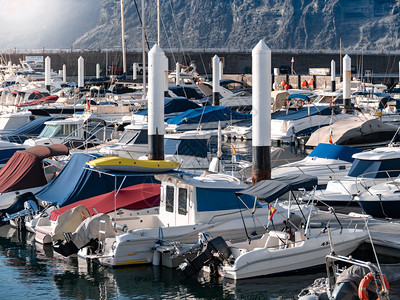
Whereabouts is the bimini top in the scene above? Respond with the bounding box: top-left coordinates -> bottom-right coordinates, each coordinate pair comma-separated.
236,174 -> 318,203
274,106 -> 337,121
164,137 -> 208,158
308,143 -> 362,163
135,97 -> 200,117
287,94 -> 311,101
49,183 -> 161,221
35,153 -> 158,207
166,106 -> 251,125
0,144 -> 69,193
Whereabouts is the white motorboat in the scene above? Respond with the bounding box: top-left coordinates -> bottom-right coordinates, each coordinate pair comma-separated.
314,146 -> 400,206
195,175 -> 368,280
272,143 -> 362,186
55,172 -> 310,267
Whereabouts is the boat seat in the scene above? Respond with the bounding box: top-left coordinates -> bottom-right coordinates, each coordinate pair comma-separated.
267,230 -> 293,249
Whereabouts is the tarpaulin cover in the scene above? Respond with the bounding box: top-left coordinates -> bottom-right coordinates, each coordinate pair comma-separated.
0,147 -> 26,165
236,174 -> 318,203
308,143 -> 361,163
50,183 -> 161,221
166,106 -> 251,125
35,153 -> 159,207
135,97 -> 200,116
0,145 -> 68,193
275,106 -> 335,121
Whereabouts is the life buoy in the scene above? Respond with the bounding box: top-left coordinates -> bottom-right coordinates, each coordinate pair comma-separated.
358,272 -> 389,300
296,99 -> 304,108
284,99 -> 290,107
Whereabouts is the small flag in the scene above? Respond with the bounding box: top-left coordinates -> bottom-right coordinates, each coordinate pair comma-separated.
376,109 -> 383,117
329,127 -> 333,144
231,144 -> 236,155
86,99 -> 90,110
268,205 -> 277,221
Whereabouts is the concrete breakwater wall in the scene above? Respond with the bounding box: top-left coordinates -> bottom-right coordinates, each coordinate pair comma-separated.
2,49 -> 399,87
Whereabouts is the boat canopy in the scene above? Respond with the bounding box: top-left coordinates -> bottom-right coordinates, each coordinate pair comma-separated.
347,158 -> 400,178
308,143 -> 361,163
135,97 -> 200,117
236,174 -> 318,203
35,153 -> 158,207
275,106 -> 336,121
49,183 -> 161,221
166,106 -> 251,125
0,144 -> 69,193
164,138 -> 208,158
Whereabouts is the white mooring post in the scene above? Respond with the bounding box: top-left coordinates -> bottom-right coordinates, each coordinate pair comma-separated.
45,56 -> 51,91
132,63 -> 138,80
148,44 -> 165,161
343,54 -> 351,110
78,56 -> 84,90
219,59 -> 223,80
212,55 -> 220,106
96,63 -> 101,79
175,62 -> 181,86
62,64 -> 67,82
252,40 -> 271,184
331,60 -> 336,92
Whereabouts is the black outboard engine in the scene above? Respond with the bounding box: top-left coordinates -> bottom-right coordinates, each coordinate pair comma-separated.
2,192 -> 39,229
178,236 -> 231,278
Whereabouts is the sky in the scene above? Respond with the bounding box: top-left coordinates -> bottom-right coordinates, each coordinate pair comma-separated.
0,0 -> 100,49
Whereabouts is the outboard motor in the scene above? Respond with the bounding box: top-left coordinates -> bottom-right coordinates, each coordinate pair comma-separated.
2,193 -> 39,229
178,236 -> 231,278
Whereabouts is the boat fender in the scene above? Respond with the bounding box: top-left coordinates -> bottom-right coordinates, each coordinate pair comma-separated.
296,99 -> 304,108
358,272 -> 389,300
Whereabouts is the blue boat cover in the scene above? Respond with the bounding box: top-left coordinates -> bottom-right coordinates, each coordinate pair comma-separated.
275,106 -> 336,121
35,153 -> 158,207
135,97 -> 200,117
0,148 -> 26,165
236,174 -> 318,203
166,106 -> 251,125
0,116 -> 59,143
164,138 -> 208,158
308,143 -> 361,163
347,158 -> 400,178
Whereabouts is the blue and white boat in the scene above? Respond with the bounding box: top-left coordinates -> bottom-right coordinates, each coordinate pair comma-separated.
314,146 -> 400,206
272,143 -> 362,186
166,106 -> 251,132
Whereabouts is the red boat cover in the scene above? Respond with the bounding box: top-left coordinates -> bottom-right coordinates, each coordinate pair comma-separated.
50,183 -> 161,221
0,144 -> 69,193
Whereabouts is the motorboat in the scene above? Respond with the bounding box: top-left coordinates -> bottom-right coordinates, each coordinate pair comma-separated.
270,105 -> 351,142
59,172 -> 309,267
272,143 -> 362,186
0,110 -> 34,135
177,175 -> 367,280
355,178 -> 400,218
35,183 -> 161,245
0,144 -> 68,213
306,116 -> 399,148
314,146 -> 400,206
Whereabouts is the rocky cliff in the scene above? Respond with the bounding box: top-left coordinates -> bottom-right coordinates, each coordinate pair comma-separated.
72,0 -> 400,51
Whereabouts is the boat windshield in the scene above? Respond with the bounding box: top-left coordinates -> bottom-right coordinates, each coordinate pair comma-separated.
118,129 -> 148,145
40,124 -> 79,138
347,158 -> 400,178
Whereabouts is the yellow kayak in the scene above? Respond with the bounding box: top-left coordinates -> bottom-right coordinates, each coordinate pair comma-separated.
86,156 -> 180,173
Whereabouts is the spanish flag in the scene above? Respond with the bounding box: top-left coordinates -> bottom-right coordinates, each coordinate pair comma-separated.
268,205 -> 277,221
328,127 -> 333,144
86,99 -> 90,110
231,144 -> 236,155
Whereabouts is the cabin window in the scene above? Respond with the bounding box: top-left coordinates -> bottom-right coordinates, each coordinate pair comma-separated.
178,188 -> 187,215
54,124 -> 79,137
165,186 -> 174,212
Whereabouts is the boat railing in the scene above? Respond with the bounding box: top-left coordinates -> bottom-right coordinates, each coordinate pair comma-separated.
355,169 -> 400,195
